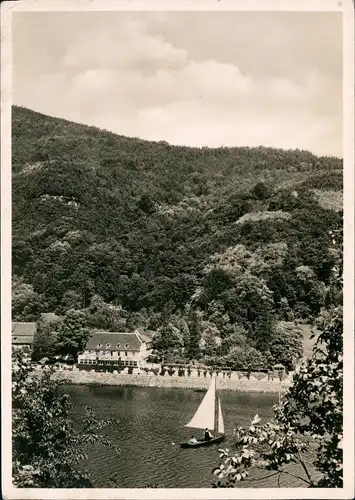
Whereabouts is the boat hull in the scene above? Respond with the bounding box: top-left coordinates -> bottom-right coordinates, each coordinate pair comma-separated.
180,435 -> 225,448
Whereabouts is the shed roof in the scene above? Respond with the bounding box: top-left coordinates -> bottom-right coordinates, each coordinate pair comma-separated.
86,332 -> 143,352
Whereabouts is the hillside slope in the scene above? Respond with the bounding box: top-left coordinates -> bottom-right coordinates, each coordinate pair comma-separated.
12,106 -> 343,367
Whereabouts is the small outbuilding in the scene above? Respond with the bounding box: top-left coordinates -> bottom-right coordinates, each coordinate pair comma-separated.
12,322 -> 36,349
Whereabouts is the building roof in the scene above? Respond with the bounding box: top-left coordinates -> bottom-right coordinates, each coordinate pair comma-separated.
134,328 -> 154,340
139,332 -> 153,344
12,322 -> 36,345
86,332 -> 143,352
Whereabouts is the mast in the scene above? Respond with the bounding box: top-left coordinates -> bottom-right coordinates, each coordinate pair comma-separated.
214,374 -> 218,434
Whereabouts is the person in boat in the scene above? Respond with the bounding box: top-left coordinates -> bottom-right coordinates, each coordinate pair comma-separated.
204,428 -> 213,441
189,435 -> 198,444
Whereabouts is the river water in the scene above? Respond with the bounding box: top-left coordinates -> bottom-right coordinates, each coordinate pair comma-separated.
65,385 -> 306,488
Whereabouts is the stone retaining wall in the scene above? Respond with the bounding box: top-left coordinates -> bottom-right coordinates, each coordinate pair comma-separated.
52,370 -> 292,393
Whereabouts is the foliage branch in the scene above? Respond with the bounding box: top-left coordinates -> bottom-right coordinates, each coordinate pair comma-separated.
12,348 -> 120,487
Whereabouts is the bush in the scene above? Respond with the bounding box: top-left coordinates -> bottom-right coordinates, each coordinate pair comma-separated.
12,348 -> 120,487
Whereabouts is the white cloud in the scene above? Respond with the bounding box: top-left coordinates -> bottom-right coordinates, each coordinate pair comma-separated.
12,11 -> 342,157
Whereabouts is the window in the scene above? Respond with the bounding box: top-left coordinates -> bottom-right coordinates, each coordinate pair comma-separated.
116,343 -> 120,348
106,343 -> 111,348
125,344 -> 129,348
97,343 -> 102,348
125,351 -> 128,356
134,361 -> 138,367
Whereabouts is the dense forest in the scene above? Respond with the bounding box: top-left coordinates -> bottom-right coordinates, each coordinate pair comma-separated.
12,106 -> 343,370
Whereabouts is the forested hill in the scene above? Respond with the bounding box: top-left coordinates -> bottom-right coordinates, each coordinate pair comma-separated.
12,105 -> 343,369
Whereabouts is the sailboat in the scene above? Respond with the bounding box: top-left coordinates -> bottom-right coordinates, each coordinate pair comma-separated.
180,375 -> 225,448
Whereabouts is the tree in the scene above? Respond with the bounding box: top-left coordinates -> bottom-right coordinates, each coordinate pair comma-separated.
293,265 -> 327,317
202,268 -> 234,301
199,265 -> 275,350
199,321 -> 221,357
55,309 -> 91,362
269,321 -> 304,370
278,297 -> 294,321
136,194 -> 155,214
32,313 -> 63,362
126,309 -> 148,331
12,348 -> 119,487
222,345 -> 267,371
212,230 -> 343,488
205,243 -> 288,280
251,181 -> 271,200
12,276 -> 42,321
219,325 -> 249,355
60,290 -> 82,312
152,322 -> 184,357
12,240 -> 34,275
87,294 -> 128,331
187,310 -> 202,360
220,271 -> 275,349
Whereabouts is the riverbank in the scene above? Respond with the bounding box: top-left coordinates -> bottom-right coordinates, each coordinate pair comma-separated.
52,370 -> 292,393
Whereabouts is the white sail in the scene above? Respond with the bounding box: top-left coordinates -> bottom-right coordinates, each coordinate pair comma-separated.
185,377 -> 216,430
217,396 -> 224,434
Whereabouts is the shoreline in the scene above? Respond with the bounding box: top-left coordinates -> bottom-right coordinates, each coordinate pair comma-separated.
52,370 -> 292,393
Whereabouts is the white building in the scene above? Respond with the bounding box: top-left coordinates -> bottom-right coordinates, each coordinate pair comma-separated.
77,330 -> 152,370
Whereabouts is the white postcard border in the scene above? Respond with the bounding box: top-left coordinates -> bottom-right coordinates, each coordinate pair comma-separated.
1,1 -> 354,499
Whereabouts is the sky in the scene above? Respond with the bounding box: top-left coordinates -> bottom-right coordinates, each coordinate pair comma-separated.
12,11 -> 343,157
